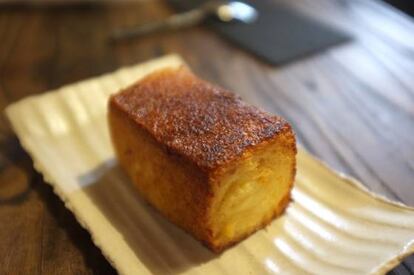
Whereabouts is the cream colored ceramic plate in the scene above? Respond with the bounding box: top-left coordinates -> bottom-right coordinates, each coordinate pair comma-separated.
6,55 -> 414,275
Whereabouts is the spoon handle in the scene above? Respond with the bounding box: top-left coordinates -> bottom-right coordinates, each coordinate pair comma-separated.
111,8 -> 207,40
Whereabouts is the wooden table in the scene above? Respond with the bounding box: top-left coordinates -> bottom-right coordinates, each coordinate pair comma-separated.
0,0 -> 413,274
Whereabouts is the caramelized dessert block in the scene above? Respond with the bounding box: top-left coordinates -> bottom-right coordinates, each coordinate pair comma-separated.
108,67 -> 296,252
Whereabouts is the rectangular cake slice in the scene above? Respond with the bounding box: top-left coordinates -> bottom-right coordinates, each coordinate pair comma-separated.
108,67 -> 296,252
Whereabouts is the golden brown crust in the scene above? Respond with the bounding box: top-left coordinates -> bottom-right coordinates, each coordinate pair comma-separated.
110,67 -> 290,174
109,67 -> 296,253
109,104 -> 214,242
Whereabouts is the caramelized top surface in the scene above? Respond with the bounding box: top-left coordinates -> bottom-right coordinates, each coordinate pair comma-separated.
110,67 -> 291,172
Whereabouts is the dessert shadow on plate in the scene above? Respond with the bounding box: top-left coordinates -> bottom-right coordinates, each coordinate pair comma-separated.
79,162 -> 216,274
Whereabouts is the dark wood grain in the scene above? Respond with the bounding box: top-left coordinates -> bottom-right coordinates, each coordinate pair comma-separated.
0,0 -> 413,274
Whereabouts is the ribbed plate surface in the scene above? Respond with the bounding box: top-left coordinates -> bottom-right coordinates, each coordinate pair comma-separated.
6,55 -> 414,275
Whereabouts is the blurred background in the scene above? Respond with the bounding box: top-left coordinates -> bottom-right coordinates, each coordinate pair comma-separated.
0,0 -> 413,274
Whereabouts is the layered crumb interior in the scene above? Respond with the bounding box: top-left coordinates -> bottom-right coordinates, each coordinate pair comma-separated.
209,139 -> 295,248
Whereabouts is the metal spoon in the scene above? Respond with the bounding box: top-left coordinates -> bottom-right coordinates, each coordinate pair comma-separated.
111,1 -> 258,41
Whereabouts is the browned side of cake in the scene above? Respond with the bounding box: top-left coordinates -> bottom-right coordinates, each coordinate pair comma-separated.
108,67 -> 296,252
